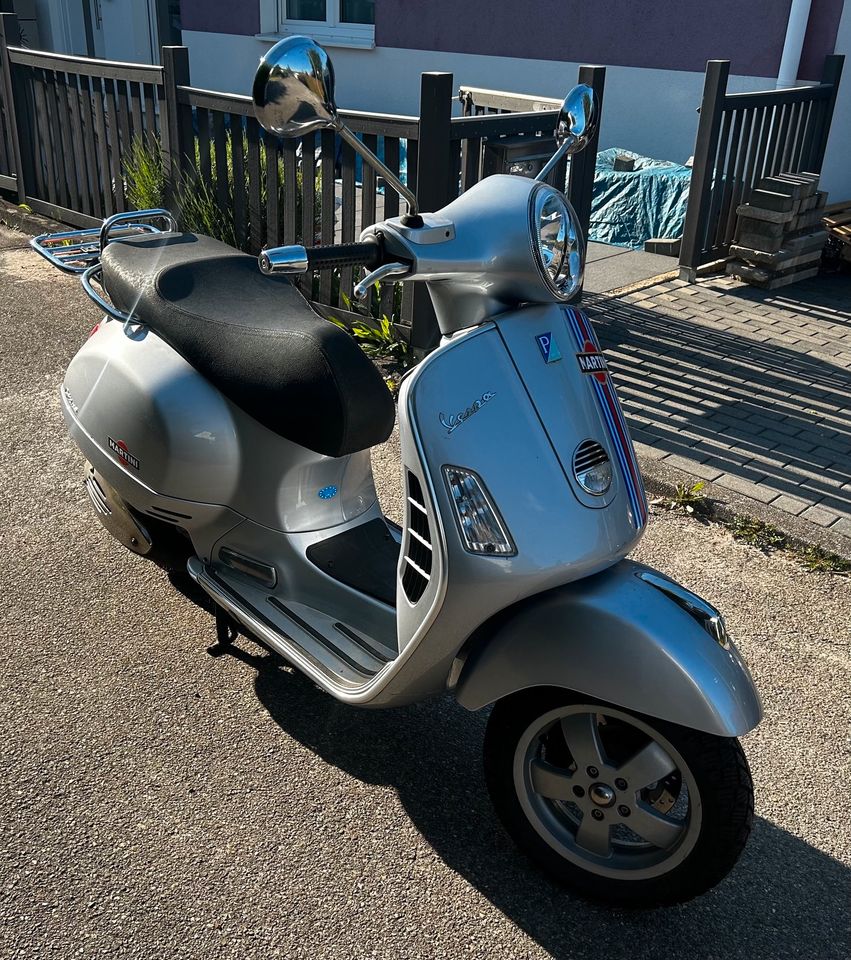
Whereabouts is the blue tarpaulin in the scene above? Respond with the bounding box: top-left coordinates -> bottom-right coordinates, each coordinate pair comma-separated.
589,148 -> 692,249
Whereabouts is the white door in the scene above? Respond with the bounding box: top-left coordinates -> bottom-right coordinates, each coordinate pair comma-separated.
89,0 -> 157,64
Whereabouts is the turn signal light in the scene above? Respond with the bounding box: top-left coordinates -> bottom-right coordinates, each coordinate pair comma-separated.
443,466 -> 516,556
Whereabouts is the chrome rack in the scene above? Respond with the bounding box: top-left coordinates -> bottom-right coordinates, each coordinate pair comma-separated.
30,209 -> 177,324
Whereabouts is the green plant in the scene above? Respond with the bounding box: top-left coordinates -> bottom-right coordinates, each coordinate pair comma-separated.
724,516 -> 850,574
124,136 -> 167,211
726,516 -> 786,551
652,480 -> 710,517
348,315 -> 412,367
123,133 -> 321,254
789,545 -> 851,574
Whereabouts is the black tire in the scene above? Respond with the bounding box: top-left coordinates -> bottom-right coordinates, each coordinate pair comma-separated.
484,688 -> 753,907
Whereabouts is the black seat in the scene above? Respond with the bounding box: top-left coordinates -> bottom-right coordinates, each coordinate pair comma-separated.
100,232 -> 395,458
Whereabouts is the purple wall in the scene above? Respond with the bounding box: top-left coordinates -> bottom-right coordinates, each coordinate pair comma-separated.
180,0 -> 844,80
376,0 -> 844,79
181,0 -> 260,37
799,0 -> 845,79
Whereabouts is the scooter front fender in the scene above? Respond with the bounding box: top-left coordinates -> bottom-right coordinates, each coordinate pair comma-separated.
454,560 -> 762,737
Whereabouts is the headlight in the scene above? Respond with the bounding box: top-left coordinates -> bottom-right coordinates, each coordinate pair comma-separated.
530,184 -> 583,300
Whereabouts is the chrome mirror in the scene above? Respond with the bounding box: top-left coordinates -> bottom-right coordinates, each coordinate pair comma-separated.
253,36 -> 421,223
252,35 -> 338,137
535,83 -> 597,183
556,84 -> 596,152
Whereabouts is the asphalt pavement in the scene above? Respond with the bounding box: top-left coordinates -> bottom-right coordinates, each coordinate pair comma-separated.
1,225 -> 849,959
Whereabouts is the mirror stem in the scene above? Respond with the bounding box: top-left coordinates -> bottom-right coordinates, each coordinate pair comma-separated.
535,137 -> 575,183
337,125 -> 422,226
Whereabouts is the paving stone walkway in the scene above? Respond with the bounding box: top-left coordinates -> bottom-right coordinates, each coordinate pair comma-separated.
586,271 -> 851,548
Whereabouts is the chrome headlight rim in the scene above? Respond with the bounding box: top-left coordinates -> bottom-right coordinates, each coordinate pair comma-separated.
528,182 -> 584,301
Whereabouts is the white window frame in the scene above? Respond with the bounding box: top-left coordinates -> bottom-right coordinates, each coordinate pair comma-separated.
258,0 -> 375,49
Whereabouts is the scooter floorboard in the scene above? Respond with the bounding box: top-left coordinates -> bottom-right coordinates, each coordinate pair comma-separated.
188,559 -> 397,686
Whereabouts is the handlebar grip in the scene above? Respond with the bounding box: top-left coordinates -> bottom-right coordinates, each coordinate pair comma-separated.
259,240 -> 384,275
305,241 -> 383,271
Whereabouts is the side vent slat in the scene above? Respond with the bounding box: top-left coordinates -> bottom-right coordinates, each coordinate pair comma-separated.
85,474 -> 111,516
401,472 -> 433,604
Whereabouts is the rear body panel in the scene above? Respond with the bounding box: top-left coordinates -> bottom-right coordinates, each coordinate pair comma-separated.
62,319 -> 379,537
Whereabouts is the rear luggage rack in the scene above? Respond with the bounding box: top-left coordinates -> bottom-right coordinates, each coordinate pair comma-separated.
30,209 -> 177,323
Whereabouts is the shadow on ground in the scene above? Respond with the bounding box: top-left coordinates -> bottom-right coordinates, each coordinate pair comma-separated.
220,641 -> 849,960
585,277 -> 851,517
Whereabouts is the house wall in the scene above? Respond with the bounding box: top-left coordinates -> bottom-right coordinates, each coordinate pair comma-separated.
181,0 -> 259,36
178,0 -> 851,200
376,0 -> 844,82
820,0 -> 851,199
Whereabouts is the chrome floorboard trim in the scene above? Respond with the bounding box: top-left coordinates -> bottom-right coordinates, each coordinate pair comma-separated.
187,558 -> 367,690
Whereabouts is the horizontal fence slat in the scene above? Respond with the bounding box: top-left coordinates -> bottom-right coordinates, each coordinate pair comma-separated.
8,47 -> 163,83
7,46 -> 162,84
723,83 -> 832,110
176,86 -> 420,138
338,108 -> 418,139
177,85 -> 252,116
450,109 -> 558,140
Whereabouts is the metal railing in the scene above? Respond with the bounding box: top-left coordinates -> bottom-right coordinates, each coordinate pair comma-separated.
457,66 -> 606,258
679,55 -> 844,280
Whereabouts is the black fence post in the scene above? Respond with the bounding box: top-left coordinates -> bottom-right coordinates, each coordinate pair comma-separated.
0,12 -> 26,203
810,53 -> 844,172
410,71 -> 454,358
568,64 -> 605,253
678,60 -> 730,281
161,45 -> 192,206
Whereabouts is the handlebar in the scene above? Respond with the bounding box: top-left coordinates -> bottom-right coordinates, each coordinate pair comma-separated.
259,239 -> 384,276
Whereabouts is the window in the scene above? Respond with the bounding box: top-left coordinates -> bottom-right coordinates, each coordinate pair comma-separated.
271,0 -> 375,47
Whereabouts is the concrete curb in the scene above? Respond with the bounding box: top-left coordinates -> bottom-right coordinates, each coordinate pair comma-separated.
638,445 -> 851,562
0,198 -> 67,237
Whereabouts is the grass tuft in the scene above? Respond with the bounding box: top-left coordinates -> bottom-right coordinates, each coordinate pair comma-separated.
651,480 -> 711,518
726,516 -> 786,551
789,545 -> 851,574
724,515 -> 850,574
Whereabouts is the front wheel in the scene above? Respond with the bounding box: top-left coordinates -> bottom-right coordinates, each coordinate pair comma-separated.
484,689 -> 753,907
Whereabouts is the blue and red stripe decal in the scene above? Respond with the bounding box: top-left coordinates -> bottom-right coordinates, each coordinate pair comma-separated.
563,306 -> 648,530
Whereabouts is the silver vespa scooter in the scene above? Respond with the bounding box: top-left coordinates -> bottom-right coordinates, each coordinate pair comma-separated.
36,36 -> 761,906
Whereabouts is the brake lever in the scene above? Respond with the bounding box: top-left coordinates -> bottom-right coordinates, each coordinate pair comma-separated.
353,262 -> 411,301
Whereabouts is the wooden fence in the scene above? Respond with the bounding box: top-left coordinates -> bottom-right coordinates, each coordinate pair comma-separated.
0,12 -> 603,350
679,55 -> 844,280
